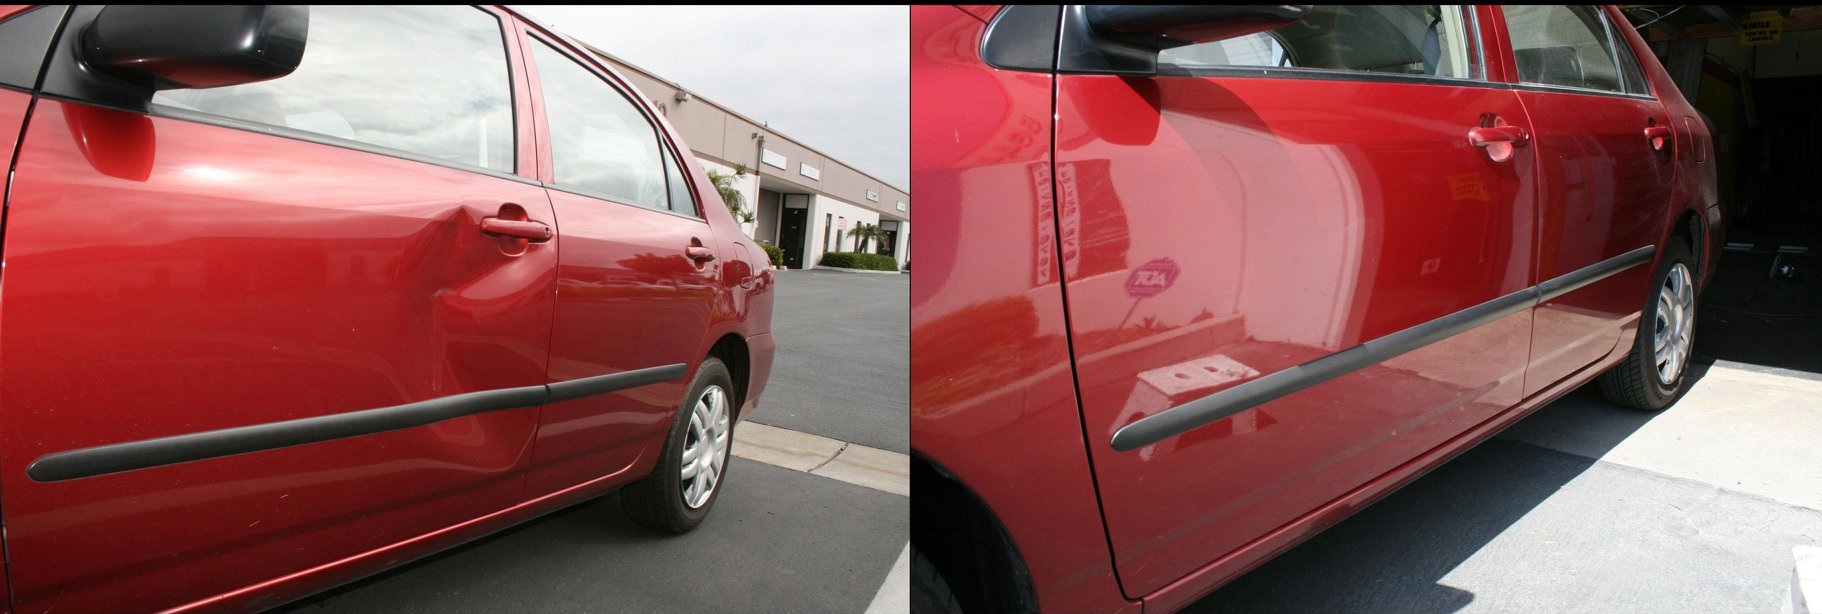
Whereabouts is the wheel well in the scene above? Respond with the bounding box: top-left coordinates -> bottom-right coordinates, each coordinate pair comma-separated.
1674,210 -> 1704,279
911,454 -> 1039,614
706,334 -> 749,413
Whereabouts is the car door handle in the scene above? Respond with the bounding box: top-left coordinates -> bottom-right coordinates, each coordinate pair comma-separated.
1466,125 -> 1529,147
685,246 -> 717,262
480,217 -> 553,242
1644,125 -> 1673,152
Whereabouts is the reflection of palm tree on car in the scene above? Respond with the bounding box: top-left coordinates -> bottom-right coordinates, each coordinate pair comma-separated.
706,164 -> 756,225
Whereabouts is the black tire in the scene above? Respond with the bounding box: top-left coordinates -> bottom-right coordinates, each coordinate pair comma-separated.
622,357 -> 736,533
910,546 -> 964,614
1597,238 -> 1696,411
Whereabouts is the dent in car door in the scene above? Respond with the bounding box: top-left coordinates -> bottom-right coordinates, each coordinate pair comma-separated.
520,37 -> 715,497
1055,6 -> 1540,598
1498,5 -> 1674,396
0,6 -> 554,611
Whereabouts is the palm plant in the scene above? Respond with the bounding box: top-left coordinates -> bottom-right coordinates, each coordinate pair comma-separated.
849,222 -> 889,253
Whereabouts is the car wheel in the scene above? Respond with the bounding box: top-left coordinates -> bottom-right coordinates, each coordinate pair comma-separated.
1597,238 -> 1696,411
910,546 -> 964,614
622,357 -> 736,533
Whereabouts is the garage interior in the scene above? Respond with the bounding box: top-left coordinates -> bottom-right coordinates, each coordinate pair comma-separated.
1624,5 -> 1822,376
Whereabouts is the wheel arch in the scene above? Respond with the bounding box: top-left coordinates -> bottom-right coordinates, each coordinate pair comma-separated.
704,333 -> 750,414
911,452 -> 1040,614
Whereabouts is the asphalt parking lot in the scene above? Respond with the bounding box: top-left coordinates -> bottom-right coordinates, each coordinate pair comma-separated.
281,268 -> 910,613
756,269 -> 910,453
1191,358 -> 1822,613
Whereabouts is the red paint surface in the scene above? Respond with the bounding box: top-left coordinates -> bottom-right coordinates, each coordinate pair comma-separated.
0,6 -> 773,612
912,4 -> 1719,612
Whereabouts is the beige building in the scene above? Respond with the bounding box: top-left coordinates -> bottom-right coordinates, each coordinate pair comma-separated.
581,43 -> 910,270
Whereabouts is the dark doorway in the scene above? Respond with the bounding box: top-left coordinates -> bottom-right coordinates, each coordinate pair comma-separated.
780,205 -> 808,269
879,220 -> 898,257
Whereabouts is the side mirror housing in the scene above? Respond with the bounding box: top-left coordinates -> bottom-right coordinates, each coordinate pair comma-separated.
1061,5 -> 1311,75
81,5 -> 308,91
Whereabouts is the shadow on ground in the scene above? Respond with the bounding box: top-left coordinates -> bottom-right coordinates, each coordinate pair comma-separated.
275,460 -> 907,614
1187,362 -> 1719,613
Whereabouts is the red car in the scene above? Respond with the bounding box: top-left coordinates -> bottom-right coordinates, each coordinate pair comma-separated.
911,4 -> 1720,612
0,5 -> 773,612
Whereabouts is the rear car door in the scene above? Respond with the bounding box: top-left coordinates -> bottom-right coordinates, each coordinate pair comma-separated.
1053,6 -> 1541,598
0,6 -> 555,611
1497,5 -> 1676,396
518,35 -> 718,497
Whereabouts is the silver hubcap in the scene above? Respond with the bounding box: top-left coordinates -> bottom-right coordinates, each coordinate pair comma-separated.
680,385 -> 730,509
1653,263 -> 1696,385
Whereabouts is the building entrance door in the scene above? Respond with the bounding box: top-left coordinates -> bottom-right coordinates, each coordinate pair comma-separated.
780,204 -> 808,269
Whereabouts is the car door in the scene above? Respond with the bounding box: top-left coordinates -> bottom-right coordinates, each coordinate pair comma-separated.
0,5 -> 64,165
1496,5 -> 1676,396
1053,6 -> 1541,597
0,6 -> 554,611
518,35 -> 718,498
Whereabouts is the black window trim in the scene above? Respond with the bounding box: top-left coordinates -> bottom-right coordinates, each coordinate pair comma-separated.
1599,4 -> 1657,98
102,5 -> 534,184
526,31 -> 707,222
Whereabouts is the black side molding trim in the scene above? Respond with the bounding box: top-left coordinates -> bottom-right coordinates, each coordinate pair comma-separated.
1538,245 -> 1656,302
548,363 -> 688,403
27,363 -> 689,482
1110,246 -> 1656,452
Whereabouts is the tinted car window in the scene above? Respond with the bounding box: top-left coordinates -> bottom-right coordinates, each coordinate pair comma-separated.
663,148 -> 698,216
1159,5 -> 1475,79
151,6 -> 514,173
1612,24 -> 1652,95
1503,5 -> 1623,92
532,40 -> 668,211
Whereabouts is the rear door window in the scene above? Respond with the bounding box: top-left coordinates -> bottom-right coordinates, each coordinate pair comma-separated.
1159,6 -> 1477,80
1502,5 -> 1626,93
530,39 -> 673,213
150,5 -> 515,174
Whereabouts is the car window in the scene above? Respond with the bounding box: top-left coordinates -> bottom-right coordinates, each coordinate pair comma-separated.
1503,5 -> 1624,92
662,147 -> 699,217
1611,21 -> 1652,95
151,6 -> 514,173
1159,6 -> 1476,80
532,39 -> 669,211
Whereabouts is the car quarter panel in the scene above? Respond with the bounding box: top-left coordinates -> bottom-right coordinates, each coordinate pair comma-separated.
1056,12 -> 1541,597
910,6 -> 1137,612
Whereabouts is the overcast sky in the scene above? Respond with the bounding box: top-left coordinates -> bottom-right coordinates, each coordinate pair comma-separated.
513,6 -> 909,190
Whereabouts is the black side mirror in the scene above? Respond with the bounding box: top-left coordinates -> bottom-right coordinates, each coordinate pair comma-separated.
81,5 -> 308,91
1061,5 -> 1312,75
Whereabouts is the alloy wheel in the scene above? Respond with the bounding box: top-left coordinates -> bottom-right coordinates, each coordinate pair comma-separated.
1653,263 -> 1695,385
679,385 -> 731,509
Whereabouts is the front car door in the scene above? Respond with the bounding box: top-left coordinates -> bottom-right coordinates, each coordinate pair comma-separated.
0,6 -> 555,611
1054,5 -> 1542,600
517,35 -> 719,498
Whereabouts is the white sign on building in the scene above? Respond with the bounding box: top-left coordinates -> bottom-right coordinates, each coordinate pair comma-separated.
761,149 -> 787,170
866,189 -> 879,202
800,163 -> 821,180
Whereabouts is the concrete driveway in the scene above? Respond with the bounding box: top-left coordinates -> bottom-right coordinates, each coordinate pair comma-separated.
1190,358 -> 1822,613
